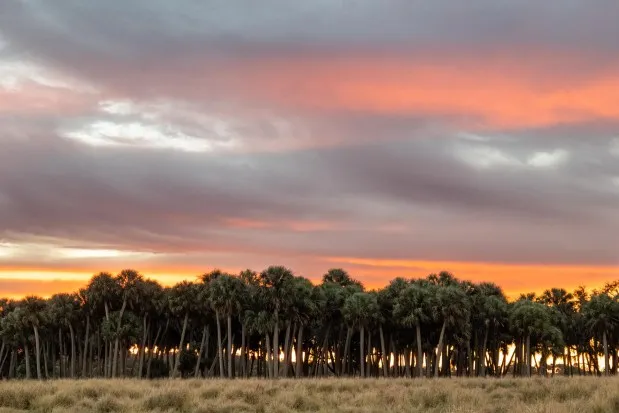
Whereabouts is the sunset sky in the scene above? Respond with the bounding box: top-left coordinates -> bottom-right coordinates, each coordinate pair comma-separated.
1,1 -> 618,298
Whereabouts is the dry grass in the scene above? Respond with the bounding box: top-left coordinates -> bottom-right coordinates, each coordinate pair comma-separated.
0,377 -> 617,413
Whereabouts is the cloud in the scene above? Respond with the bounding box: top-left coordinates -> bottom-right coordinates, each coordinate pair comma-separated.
527,149 -> 570,168
454,142 -> 571,170
2,2 -> 619,130
0,2 -> 619,292
62,120 -> 225,152
2,1 -> 619,57
455,145 -> 521,169
1,129 -> 618,268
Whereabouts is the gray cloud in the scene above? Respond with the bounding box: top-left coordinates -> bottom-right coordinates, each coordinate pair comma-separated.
1,120 -> 618,265
0,1 -> 618,278
1,0 -> 619,97
2,1 -> 619,56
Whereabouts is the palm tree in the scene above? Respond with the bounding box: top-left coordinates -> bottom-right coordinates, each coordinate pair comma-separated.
431,284 -> 471,378
393,282 -> 430,377
320,270 -> 364,376
20,296 -> 47,380
112,269 -> 144,377
84,272 -> 121,377
134,279 -> 164,378
208,273 -> 246,378
322,268 -> 364,289
378,278 -> 412,374
0,267 -> 616,381
48,293 -> 81,378
582,293 -> 619,376
538,288 -> 575,375
469,283 -> 508,377
343,292 -> 379,378
1,306 -> 29,378
259,266 -> 295,378
287,277 -> 321,378
169,281 -> 200,378
510,299 -> 557,376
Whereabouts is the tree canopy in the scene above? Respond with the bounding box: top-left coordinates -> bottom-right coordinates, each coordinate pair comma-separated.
0,268 -> 617,379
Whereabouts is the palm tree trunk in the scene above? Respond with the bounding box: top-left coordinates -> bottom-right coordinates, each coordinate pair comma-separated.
343,327 -> 352,375
147,320 -> 167,379
416,324 -> 424,378
282,322 -> 292,377
272,310 -> 279,379
265,334 -> 272,378
318,326 -> 331,377
9,349 -> 16,379
359,326 -> 365,378
136,314 -> 152,380
194,325 -> 208,378
81,315 -> 90,378
240,323 -> 247,378
466,341 -> 473,377
367,330 -> 373,377
24,341 -> 32,379
603,330 -> 609,376
216,311 -> 224,378
227,313 -> 233,378
53,341 -> 58,378
480,327 -> 489,377
121,341 -> 127,376
442,345 -> 450,377
103,340 -> 108,378
434,320 -> 447,378
0,345 -> 9,374
295,325 -> 304,378
112,298 -> 127,377
515,339 -> 521,376
43,342 -> 49,378
173,312 -> 189,378
33,326 -> 42,380
68,323 -> 76,378
137,316 -> 148,378
379,325 -> 388,377
493,347 -> 500,377
525,334 -> 531,377
202,328 -> 211,377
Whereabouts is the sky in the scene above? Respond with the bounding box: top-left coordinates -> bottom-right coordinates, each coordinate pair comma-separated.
0,1 -> 618,298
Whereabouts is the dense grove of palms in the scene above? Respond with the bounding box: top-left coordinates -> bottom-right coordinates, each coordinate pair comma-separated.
0,268 -> 617,380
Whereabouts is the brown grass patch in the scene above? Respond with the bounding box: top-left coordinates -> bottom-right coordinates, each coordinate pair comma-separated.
0,377 -> 616,412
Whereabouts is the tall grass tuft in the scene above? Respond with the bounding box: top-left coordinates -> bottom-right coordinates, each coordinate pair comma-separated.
0,377 -> 616,412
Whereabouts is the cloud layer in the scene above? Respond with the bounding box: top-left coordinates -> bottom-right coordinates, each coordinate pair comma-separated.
1,1 -> 618,295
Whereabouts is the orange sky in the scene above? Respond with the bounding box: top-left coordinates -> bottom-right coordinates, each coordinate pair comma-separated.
1,259 -> 616,300
210,56 -> 619,129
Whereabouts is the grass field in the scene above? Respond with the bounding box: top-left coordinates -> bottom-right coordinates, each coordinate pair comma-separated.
0,377 -> 617,413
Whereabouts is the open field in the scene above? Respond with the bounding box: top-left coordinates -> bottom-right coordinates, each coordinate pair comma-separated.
0,378 -> 618,413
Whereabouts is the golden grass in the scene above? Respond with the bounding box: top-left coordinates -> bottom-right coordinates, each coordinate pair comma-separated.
0,377 -> 617,413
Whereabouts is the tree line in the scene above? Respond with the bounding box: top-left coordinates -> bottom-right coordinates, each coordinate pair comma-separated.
0,267 -> 618,380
